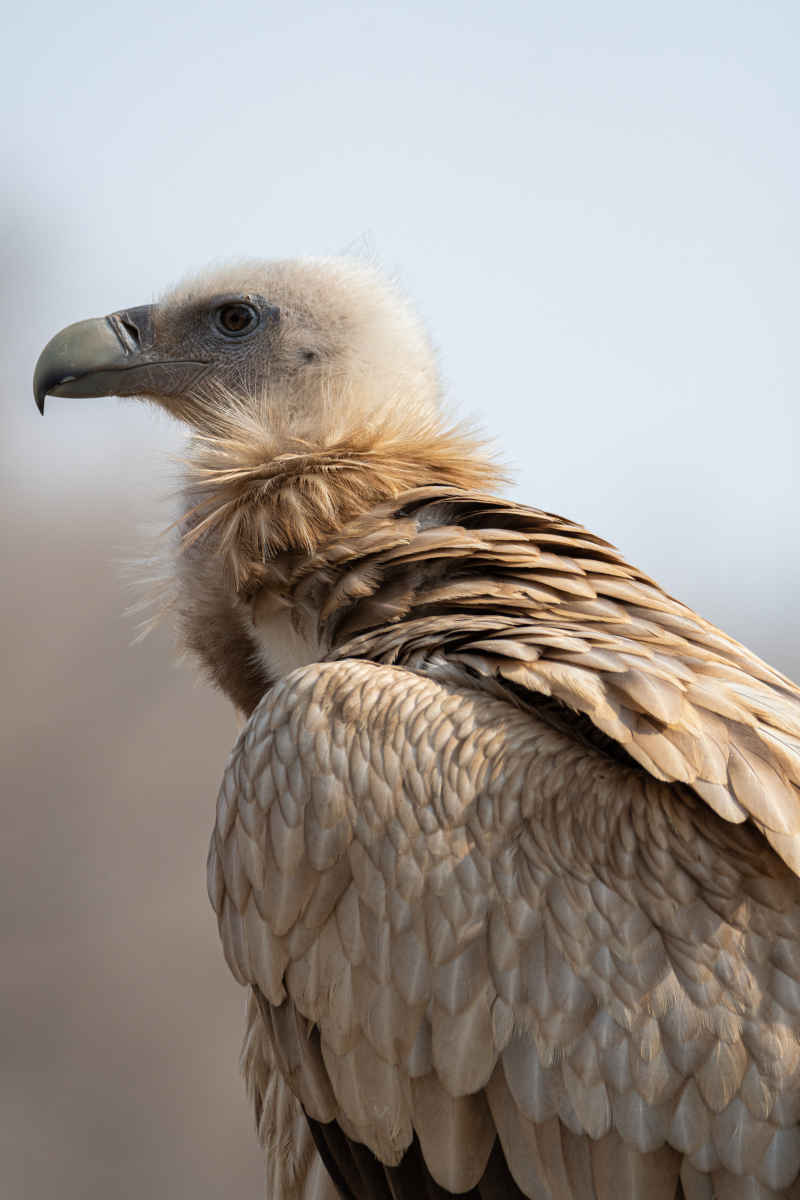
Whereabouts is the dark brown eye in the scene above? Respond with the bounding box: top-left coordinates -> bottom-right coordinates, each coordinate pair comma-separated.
213,302 -> 259,337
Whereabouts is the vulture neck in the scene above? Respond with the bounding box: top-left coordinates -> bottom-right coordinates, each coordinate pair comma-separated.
181,418 -> 503,594
175,417 -> 503,714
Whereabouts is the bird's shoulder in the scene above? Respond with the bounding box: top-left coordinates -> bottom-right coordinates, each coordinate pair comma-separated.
266,485 -> 800,873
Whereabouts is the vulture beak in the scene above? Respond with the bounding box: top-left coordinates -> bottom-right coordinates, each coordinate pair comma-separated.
33,305 -> 210,414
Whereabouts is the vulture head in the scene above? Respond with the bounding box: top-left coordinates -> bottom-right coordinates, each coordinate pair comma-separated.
35,259 -> 500,583
34,258 -> 443,434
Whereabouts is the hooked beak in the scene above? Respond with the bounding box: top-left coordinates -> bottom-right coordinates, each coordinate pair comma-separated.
33,305 -> 210,414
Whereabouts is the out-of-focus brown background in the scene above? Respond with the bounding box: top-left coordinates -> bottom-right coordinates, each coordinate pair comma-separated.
4,4 -> 799,1199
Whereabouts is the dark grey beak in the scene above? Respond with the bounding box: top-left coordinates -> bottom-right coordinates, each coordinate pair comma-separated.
33,305 -> 209,414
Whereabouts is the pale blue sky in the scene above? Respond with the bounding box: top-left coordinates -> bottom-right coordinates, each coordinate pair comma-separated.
4,0 -> 799,668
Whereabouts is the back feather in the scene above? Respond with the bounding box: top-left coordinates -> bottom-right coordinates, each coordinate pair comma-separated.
284,487 -> 800,873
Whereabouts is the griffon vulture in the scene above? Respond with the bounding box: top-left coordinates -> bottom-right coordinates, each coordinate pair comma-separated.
34,259 -> 800,1199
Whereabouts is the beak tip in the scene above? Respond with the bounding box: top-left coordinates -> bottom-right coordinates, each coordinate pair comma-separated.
35,389 -> 46,415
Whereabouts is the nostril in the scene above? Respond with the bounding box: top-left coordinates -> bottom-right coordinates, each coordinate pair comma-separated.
120,317 -> 141,348
110,305 -> 154,354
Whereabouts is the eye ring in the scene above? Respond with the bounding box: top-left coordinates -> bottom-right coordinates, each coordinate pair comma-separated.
213,301 -> 260,338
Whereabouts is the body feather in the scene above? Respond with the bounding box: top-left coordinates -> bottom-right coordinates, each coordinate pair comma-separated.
197,475 -> 800,1200
203,486 -> 800,1198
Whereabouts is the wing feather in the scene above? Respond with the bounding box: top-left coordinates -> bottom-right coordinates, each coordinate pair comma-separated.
211,658 -> 800,1196
303,489 -> 800,874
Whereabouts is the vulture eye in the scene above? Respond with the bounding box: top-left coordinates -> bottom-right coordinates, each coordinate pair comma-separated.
213,302 -> 260,338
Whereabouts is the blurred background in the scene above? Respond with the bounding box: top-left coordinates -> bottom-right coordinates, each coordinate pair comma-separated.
3,2 -> 799,1197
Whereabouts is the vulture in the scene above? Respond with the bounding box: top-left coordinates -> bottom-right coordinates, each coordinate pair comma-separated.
34,259 -> 800,1200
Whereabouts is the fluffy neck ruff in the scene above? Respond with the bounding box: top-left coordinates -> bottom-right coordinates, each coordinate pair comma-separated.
179,417 -> 506,593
